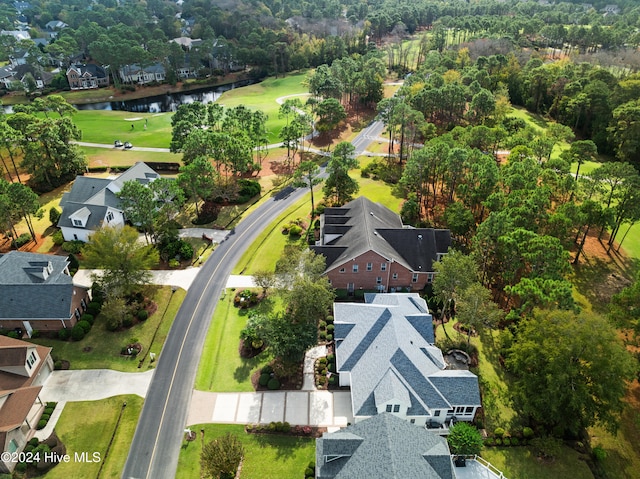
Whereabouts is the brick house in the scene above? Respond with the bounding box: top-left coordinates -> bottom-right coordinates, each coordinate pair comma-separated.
0,252 -> 90,334
311,197 -> 451,294
66,63 -> 109,90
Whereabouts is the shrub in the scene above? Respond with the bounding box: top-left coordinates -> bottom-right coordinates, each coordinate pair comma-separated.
495,438 -> 502,446
122,314 -> 134,328
522,427 -> 534,438
168,258 -> 180,268
326,353 -> 335,362
49,207 -> 61,225
87,302 -> 101,316
447,423 -> 483,456
261,365 -> 273,374
511,437 -> 520,446
40,414 -> 50,422
317,376 -> 327,386
259,373 -> 271,386
7,331 -> 19,339
267,378 -> 280,390
318,320 -> 327,329
288,224 -> 302,236
12,233 -> 31,249
328,375 -> 337,385
52,230 -> 64,246
62,240 -> 83,254
326,334 -> 333,341
326,324 -> 335,333
494,427 -> 505,438
179,241 -> 194,260
484,437 -> 496,447
592,445 -> 607,462
76,320 -> 91,334
502,438 -> 511,446
31,330 -> 40,338
281,421 -> 291,433
137,309 -> 149,321
16,462 -> 27,473
28,438 -> 40,447
54,360 -> 63,369
67,253 -> 79,272
305,468 -> 314,477
80,313 -> 94,325
58,328 -> 71,340
37,420 -> 47,430
325,316 -> 334,324
319,331 -> 327,340
318,357 -> 327,366
71,324 -> 86,341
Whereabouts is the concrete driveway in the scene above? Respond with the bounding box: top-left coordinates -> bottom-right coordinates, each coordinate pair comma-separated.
40,369 -> 154,402
187,390 -> 353,428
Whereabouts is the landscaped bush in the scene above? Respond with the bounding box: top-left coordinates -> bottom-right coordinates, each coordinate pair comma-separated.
49,207 -> 61,225
122,314 -> 134,328
76,320 -> 91,334
305,467 -> 314,478
328,375 -> 337,386
484,437 -> 496,446
592,445 -> 607,462
12,233 -> 31,249
28,438 -> 39,448
52,230 -> 64,246
40,414 -> 50,422
288,224 -> 302,236
326,334 -> 333,342
494,427 -> 505,438
71,324 -> 86,341
54,360 -> 63,369
267,378 -> 280,390
261,365 -> 273,374
179,241 -> 194,260
62,240 -> 84,254
37,420 -> 47,430
168,258 -> 180,268
236,178 -> 261,203
87,302 -> 101,316
318,320 -> 327,329
522,427 -> 534,438
80,313 -> 94,325
57,328 -> 71,340
319,331 -> 327,340
494,438 -> 502,446
502,438 -> 511,446
511,437 -> 520,446
326,353 -> 335,362
67,253 -> 79,273
317,357 -> 327,366
326,324 -> 334,333
259,373 -> 271,386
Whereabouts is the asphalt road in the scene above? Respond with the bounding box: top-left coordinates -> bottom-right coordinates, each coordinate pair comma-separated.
122,113 -> 387,479
121,186 -> 307,479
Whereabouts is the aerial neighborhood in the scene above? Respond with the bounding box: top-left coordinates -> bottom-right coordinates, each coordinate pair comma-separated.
1,0 -> 640,478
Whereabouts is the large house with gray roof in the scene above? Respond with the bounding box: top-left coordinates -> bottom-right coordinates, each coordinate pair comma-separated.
0,335 -> 53,474
0,251 -> 89,333
316,413 -> 455,479
334,293 -> 481,430
58,162 -> 160,242
311,196 -> 450,294
66,63 -> 109,90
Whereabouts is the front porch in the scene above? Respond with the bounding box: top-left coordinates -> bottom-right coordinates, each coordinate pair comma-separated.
453,455 -> 507,479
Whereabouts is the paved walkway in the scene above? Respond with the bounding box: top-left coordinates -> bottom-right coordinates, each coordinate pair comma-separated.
303,345 -> 327,390
186,390 -> 353,428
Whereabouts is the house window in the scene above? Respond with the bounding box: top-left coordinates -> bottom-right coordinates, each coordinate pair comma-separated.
393,404 -> 400,413
352,264 -> 358,273
412,273 -> 419,283
447,408 -> 454,416
465,407 -> 474,414
381,263 -> 387,271
106,211 -> 114,222
427,273 -> 434,284
26,351 -> 36,369
376,277 -> 382,284
456,406 -> 465,414
434,410 -> 440,417
339,268 -> 345,273
366,262 -> 372,271
392,273 -> 398,280
410,419 -> 415,424
72,219 -> 82,227
386,405 -> 393,413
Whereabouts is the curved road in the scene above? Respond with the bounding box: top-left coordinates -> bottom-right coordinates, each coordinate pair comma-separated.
122,114 -> 387,478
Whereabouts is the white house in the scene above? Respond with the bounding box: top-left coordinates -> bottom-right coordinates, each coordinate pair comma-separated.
57,162 -> 160,242
334,293 -> 481,431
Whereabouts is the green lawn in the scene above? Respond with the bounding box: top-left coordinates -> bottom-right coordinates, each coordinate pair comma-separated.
80,146 -> 181,168
481,446 -> 594,479
32,286 -> 186,371
175,424 -> 315,479
195,290 -> 275,392
617,222 -> 640,260
40,395 -> 142,479
217,72 -> 310,144
357,157 -> 403,211
74,110 -> 173,148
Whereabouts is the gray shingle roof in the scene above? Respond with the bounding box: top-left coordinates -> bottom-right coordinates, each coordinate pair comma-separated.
316,413 -> 455,479
311,197 -> 451,274
335,293 -> 480,418
0,252 -> 75,320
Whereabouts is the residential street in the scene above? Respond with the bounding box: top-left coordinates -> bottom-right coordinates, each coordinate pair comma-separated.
122,187 -> 309,479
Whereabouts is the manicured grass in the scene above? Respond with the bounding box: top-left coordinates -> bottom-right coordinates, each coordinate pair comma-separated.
570,160 -> 601,176
80,146 -> 181,168
175,424 -> 315,479
195,290 -> 275,392
232,193 -> 311,275
74,110 -> 173,148
617,222 -> 640,260
40,395 -> 143,479
32,286 -> 186,371
217,72 -> 310,144
481,446 -> 594,479
357,157 -> 403,212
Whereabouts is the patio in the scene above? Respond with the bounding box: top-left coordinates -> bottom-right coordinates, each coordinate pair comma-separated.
454,456 -> 507,479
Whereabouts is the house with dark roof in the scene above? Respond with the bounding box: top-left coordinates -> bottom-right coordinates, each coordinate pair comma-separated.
119,63 -> 166,84
66,63 -> 109,90
334,293 -> 481,430
0,251 -> 90,333
316,413 -> 455,479
58,162 -> 160,242
311,197 -> 450,294
0,336 -> 53,474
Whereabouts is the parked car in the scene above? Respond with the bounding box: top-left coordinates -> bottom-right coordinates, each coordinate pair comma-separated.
124,142 -> 133,149
114,140 -> 123,147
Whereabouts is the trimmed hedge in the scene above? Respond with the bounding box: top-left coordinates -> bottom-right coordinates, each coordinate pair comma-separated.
267,378 -> 280,390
